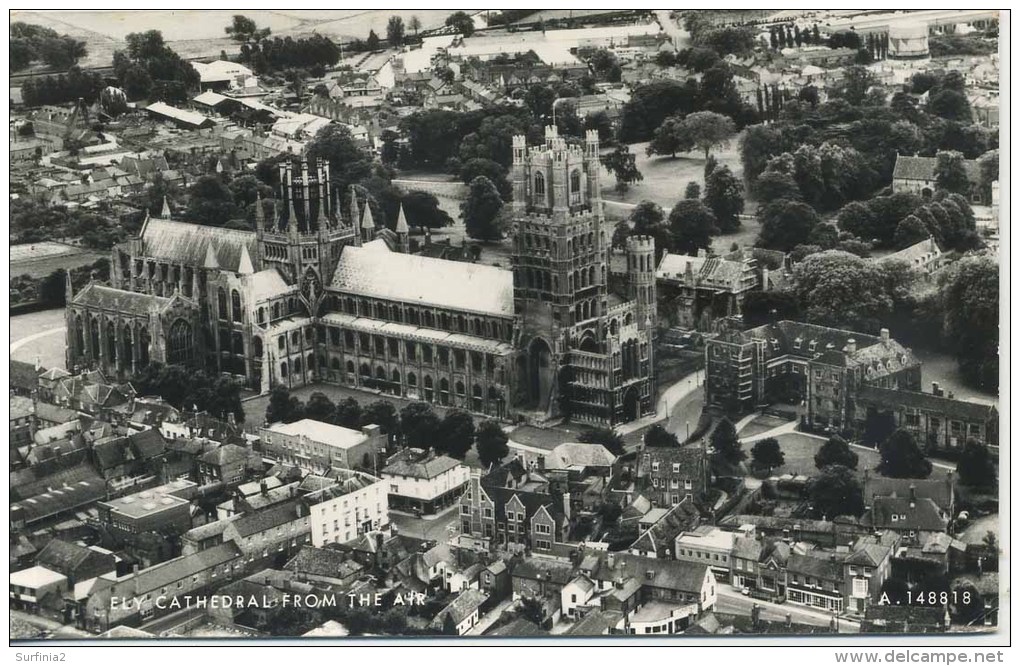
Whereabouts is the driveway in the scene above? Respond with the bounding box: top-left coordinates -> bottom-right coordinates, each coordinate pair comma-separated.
389,503 -> 461,543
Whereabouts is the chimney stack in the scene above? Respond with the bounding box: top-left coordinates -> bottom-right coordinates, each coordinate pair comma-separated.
880,328 -> 890,343
845,338 -> 856,353
909,483 -> 916,507
932,382 -> 942,397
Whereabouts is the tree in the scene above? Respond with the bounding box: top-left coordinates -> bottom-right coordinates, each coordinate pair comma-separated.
684,182 -> 701,200
437,410 -> 475,459
330,397 -> 362,429
935,150 -> 971,195
754,169 -> 801,205
386,16 -> 405,47
939,256 -> 998,392
611,221 -> 632,249
445,11 -> 475,37
681,111 -> 737,160
304,392 -> 337,422
361,400 -> 400,439
646,115 -> 694,158
893,215 -> 930,249
460,158 -> 511,200
618,79 -> 699,142
461,176 -> 504,240
408,15 -> 422,36
187,175 -> 238,226
644,424 -> 680,448
742,290 -> 802,328
928,89 -> 972,123
833,65 -> 876,106
589,49 -> 622,82
809,464 -> 865,519
703,165 -> 744,233
401,190 -> 453,232
814,436 -> 859,470
225,15 -> 271,43
668,199 -> 717,255
365,30 -> 381,51
578,427 -> 625,456
307,124 -> 374,196
710,417 -> 745,465
475,420 -> 509,468
400,402 -> 441,449
878,429 -> 933,479
790,250 -> 898,332
757,199 -> 819,252
955,439 -> 996,488
740,124 -> 789,185
751,437 -> 784,473
601,144 -> 643,193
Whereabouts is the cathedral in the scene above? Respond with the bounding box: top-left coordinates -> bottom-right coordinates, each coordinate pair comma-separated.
66,127 -> 656,425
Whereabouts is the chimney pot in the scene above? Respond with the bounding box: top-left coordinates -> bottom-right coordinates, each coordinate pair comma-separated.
880,328 -> 890,343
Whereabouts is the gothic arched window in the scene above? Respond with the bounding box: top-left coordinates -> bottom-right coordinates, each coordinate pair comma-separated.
231,290 -> 242,322
534,171 -> 545,197
168,319 -> 194,364
217,288 -> 227,320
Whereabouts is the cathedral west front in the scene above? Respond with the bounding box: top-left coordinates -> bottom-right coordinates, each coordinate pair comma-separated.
66,127 -> 656,425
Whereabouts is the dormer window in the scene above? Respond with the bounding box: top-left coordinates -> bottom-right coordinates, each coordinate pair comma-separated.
793,337 -> 803,350
808,340 -> 817,352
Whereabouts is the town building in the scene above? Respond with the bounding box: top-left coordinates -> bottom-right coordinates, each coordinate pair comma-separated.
380,448 -> 470,515
635,444 -> 709,509
675,526 -> 737,581
459,465 -> 569,555
705,321 -> 921,428
655,250 -> 760,331
877,237 -> 944,277
65,128 -> 654,426
891,153 -> 989,205
304,469 -> 389,547
854,384 -> 998,454
10,566 -> 69,619
259,419 -> 386,473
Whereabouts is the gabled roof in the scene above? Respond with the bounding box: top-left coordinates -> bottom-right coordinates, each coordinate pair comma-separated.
892,154 -> 980,183
230,499 -> 305,538
857,385 -> 997,423
330,244 -> 514,316
10,360 -> 42,392
284,546 -> 364,580
864,474 -> 955,513
866,496 -> 947,532
580,551 -> 710,595
431,588 -> 488,627
382,449 -> 463,480
125,542 -> 241,594
139,218 -> 257,273
787,551 -> 843,581
545,442 -> 617,471
72,283 -> 171,317
37,539 -> 115,576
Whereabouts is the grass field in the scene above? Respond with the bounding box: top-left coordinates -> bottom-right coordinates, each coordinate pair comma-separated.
11,244 -> 106,280
601,135 -> 762,254
10,308 -> 67,370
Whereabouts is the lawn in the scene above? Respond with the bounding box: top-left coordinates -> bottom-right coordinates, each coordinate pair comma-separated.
601,135 -> 761,254
737,414 -> 790,440
763,432 -> 879,479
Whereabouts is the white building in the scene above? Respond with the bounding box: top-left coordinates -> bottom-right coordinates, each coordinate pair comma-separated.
380,448 -> 470,515
674,525 -> 737,582
259,419 -> 386,473
306,469 -> 389,547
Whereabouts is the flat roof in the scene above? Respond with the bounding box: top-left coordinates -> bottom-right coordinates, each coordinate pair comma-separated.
99,480 -> 196,519
11,565 -> 67,588
676,527 -> 735,551
266,419 -> 368,449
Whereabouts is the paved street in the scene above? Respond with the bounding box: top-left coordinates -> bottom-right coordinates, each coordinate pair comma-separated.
716,587 -> 860,633
389,503 -> 461,543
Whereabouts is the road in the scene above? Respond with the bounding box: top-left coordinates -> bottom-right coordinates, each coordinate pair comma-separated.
388,504 -> 461,543
716,587 -> 860,633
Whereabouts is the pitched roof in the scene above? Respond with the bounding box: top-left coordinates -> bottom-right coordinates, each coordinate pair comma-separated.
139,218 -> 257,273
580,551 -> 710,594
431,588 -> 488,627
510,557 -> 575,585
867,496 -> 947,532
878,237 -> 942,266
545,442 -> 617,470
127,542 -> 241,594
330,244 -> 514,316
864,474 -> 955,513
787,551 -> 843,581
857,385 -> 997,422
11,476 -> 107,523
892,154 -> 981,183
230,499 -> 305,538
382,449 -> 463,480
284,546 -> 364,580
72,283 -> 171,317
36,539 -> 115,576
10,360 -> 42,392
487,617 -> 549,637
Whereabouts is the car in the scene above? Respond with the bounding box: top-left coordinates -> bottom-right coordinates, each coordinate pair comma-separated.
741,587 -> 750,596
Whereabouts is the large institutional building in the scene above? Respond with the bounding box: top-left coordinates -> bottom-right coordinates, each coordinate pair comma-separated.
65,127 -> 655,425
